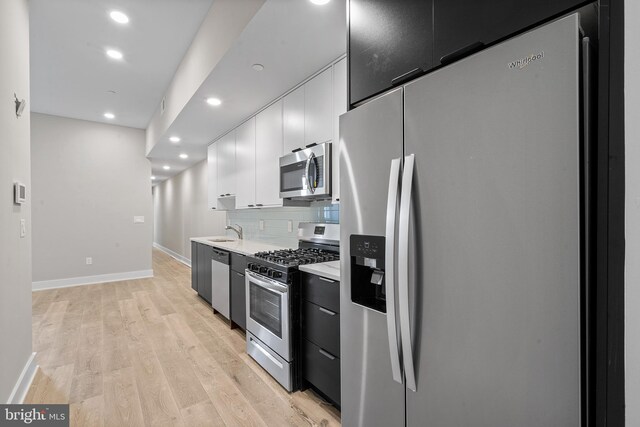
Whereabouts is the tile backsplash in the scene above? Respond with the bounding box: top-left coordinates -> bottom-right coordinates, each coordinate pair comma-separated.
226,202 -> 339,248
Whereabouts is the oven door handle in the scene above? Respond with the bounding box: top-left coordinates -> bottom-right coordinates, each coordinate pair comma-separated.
246,271 -> 288,294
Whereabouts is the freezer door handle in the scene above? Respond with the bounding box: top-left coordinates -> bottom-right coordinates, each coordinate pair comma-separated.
385,157 -> 403,384
398,154 -> 417,392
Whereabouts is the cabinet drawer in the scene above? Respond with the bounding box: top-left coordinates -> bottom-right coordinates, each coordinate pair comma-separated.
231,252 -> 247,274
303,301 -> 340,356
303,339 -> 340,406
301,273 -> 340,313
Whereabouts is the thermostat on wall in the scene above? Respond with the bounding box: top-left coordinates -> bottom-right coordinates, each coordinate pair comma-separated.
14,182 -> 26,205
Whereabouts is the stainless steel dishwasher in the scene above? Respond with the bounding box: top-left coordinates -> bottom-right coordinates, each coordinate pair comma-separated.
210,248 -> 230,319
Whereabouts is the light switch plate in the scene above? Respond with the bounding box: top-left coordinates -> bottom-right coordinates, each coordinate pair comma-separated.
86,257 -> 92,265
259,220 -> 264,231
134,216 -> 145,224
20,219 -> 26,238
287,220 -> 293,233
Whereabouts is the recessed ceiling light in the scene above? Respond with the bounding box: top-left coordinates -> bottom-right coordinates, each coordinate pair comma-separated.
106,49 -> 123,60
163,165 -> 170,170
104,112 -> 115,119
310,0 -> 330,4
169,136 -> 181,143
179,153 -> 188,159
206,97 -> 222,106
109,10 -> 129,24
252,63 -> 265,71
151,176 -> 156,180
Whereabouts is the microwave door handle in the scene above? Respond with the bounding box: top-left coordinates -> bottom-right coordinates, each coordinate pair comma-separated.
305,153 -> 317,194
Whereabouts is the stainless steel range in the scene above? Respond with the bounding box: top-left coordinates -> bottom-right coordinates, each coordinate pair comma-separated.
245,222 -> 339,391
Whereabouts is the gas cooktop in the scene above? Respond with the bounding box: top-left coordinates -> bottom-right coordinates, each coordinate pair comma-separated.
253,248 -> 339,267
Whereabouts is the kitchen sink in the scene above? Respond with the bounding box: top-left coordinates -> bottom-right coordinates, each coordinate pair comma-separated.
208,238 -> 236,243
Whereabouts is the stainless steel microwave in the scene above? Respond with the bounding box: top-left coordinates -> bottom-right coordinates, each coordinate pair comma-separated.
279,142 -> 331,199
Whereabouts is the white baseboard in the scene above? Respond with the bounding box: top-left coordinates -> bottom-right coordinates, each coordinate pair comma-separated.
153,242 -> 191,267
32,269 -> 154,291
6,352 -> 38,404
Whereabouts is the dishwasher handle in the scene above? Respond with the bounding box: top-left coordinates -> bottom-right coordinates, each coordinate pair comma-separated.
211,248 -> 230,264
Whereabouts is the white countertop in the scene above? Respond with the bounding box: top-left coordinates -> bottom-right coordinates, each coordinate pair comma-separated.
298,260 -> 341,282
190,236 -> 289,256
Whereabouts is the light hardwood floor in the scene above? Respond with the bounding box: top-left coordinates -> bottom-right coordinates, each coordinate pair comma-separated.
26,249 -> 341,427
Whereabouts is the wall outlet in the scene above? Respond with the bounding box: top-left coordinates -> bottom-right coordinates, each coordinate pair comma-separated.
86,257 -> 92,265
20,219 -> 26,238
259,220 -> 264,231
134,216 -> 145,224
287,220 -> 293,233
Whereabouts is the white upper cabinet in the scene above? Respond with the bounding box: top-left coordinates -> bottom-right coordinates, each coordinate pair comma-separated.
283,86 -> 305,154
304,67 -> 333,147
332,58 -> 347,203
207,143 -> 218,210
217,130 -> 236,197
234,117 -> 257,209
256,100 -> 284,207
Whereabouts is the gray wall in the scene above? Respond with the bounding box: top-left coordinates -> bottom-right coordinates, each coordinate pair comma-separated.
31,113 -> 153,284
153,160 -> 227,261
627,0 -> 640,423
0,0 -> 33,403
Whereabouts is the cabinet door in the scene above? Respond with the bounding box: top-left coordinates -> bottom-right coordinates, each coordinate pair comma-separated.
256,100 -> 284,207
283,86 -> 305,154
217,131 -> 236,197
198,244 -> 212,304
304,68 -> 333,147
230,271 -> 246,330
332,58 -> 347,203
348,0 -> 434,106
235,118 -> 257,209
191,241 -> 199,292
433,0 -> 583,66
207,144 -> 218,210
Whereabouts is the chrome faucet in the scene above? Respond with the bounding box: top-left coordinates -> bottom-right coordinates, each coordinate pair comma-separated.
225,224 -> 243,240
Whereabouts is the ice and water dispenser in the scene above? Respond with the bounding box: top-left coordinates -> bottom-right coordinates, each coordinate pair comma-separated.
350,235 -> 387,313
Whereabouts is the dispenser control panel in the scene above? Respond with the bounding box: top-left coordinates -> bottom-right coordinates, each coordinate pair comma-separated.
350,235 -> 384,260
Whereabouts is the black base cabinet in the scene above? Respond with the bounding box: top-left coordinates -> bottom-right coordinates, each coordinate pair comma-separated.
348,0 -> 588,107
230,253 -> 248,331
301,272 -> 341,407
191,242 -> 213,304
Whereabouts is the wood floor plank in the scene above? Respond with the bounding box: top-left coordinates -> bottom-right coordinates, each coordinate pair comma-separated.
27,248 -> 341,426
103,367 -> 145,427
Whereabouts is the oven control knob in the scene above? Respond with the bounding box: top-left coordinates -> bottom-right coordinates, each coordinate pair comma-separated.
247,263 -> 253,270
259,266 -> 268,274
272,271 -> 282,279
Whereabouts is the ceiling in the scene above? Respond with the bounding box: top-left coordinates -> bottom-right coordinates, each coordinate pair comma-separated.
30,0 -> 214,129
29,0 -> 347,183
147,0 -> 347,183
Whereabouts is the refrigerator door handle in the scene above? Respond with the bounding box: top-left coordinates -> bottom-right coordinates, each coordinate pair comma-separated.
385,157 -> 403,384
398,153 -> 417,392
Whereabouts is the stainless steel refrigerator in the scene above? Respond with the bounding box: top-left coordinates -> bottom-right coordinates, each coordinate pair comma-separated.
340,12 -> 593,427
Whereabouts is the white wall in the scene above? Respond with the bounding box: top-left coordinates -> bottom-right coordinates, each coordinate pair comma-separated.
0,0 -> 33,403
145,0 -> 264,154
626,0 -> 640,424
153,160 -> 227,262
31,113 -> 153,286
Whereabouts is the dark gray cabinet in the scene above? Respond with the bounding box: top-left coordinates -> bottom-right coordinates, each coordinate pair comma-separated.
301,272 -> 341,407
348,0 -> 434,107
230,253 -> 248,330
347,0 -> 587,107
433,0 -> 586,65
191,241 -> 212,304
